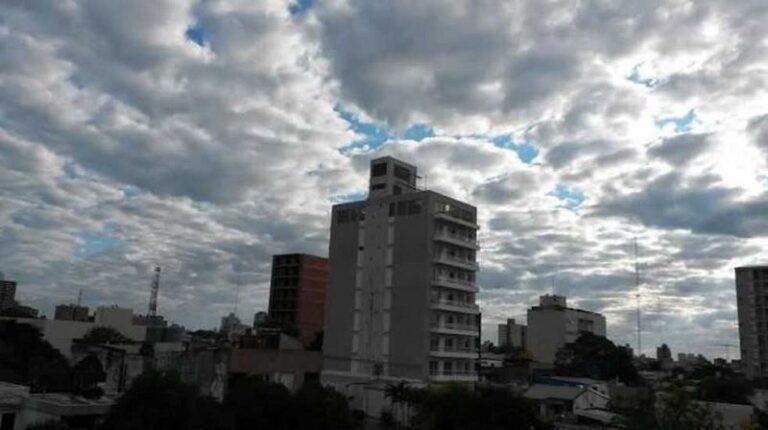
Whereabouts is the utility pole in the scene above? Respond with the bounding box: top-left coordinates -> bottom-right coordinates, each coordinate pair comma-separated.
634,238 -> 642,357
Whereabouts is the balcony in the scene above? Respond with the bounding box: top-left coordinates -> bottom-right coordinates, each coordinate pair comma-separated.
430,322 -> 479,335
429,346 -> 479,359
434,211 -> 479,229
430,299 -> 479,314
433,253 -> 479,271
432,276 -> 478,293
429,370 -> 478,382
434,230 -> 479,250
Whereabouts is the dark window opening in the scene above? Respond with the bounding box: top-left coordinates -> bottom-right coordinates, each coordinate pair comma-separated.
370,183 -> 386,191
393,185 -> 402,195
371,163 -> 387,177
394,165 -> 411,181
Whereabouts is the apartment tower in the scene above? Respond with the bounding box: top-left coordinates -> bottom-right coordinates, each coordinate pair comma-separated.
322,157 -> 480,391
736,266 -> 768,379
268,253 -> 328,344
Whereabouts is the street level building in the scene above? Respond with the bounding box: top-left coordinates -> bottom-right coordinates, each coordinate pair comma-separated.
498,318 -> 527,349
527,295 -> 606,364
323,156 -> 481,397
268,254 -> 328,343
735,266 -> 768,379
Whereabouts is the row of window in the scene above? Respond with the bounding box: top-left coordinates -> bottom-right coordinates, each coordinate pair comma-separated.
435,202 -> 476,223
389,200 -> 422,217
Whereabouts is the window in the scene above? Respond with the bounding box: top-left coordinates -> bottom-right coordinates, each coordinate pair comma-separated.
371,162 -> 387,177
407,200 -> 422,214
429,361 -> 439,375
389,203 -> 395,217
393,185 -> 402,195
394,165 -> 411,181
370,183 -> 386,191
397,201 -> 407,216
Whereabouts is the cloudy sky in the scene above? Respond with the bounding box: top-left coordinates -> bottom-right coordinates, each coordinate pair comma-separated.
2,0 -> 767,358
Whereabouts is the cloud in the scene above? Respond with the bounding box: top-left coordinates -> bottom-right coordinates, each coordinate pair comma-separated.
3,0 -> 768,359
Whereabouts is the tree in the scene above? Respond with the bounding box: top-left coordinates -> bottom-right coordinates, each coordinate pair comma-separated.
226,377 -> 361,430
555,332 -> 640,385
616,385 -> 726,430
698,376 -> 754,405
0,320 -> 71,391
100,371 -> 231,430
80,326 -> 133,344
411,384 -> 546,430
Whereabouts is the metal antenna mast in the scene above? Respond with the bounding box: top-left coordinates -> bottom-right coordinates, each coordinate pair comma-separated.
148,266 -> 161,317
634,238 -> 642,357
77,289 -> 83,307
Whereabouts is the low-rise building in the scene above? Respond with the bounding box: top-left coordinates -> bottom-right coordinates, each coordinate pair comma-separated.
527,295 -> 606,364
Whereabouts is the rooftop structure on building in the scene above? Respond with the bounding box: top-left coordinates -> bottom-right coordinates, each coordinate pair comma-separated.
322,156 -> 481,406
527,295 -> 606,364
736,266 -> 768,379
268,253 -> 328,344
54,304 -> 90,322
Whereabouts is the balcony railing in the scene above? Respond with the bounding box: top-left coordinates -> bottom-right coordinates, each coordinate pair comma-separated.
431,299 -> 478,310
434,254 -> 479,270
434,230 -> 479,247
429,369 -> 477,377
430,322 -> 479,332
434,276 -> 475,287
430,346 -> 477,354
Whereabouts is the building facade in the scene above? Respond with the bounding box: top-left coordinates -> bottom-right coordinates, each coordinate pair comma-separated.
0,279 -> 17,310
527,295 -> 606,364
54,304 -> 90,322
498,318 -> 527,349
735,266 -> 768,379
268,254 -> 328,343
322,156 -> 480,393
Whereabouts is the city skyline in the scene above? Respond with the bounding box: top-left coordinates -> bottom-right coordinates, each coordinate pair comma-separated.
3,0 -> 768,358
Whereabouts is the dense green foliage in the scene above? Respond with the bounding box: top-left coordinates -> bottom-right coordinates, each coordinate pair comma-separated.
100,371 -> 231,430
102,372 -> 361,430
555,332 -> 640,385
0,320 -> 71,391
80,326 -> 133,344
616,386 -> 726,430
393,384 -> 547,430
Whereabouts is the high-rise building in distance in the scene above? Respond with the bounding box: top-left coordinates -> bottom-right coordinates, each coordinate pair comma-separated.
735,266 -> 768,379
268,253 -> 328,343
322,156 -> 480,392
527,295 -> 606,364
498,318 -> 527,349
54,304 -> 90,322
0,278 -> 17,310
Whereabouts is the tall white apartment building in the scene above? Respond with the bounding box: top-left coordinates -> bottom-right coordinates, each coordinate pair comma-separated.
322,157 -> 480,394
736,266 -> 768,379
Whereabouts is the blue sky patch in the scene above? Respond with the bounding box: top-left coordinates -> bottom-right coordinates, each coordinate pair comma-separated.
492,135 -> 539,164
656,109 -> 695,133
550,184 -> 585,210
402,124 -> 435,141
289,0 -> 313,16
74,226 -> 125,258
185,23 -> 208,47
329,191 -> 367,204
336,105 -> 392,153
626,64 -> 658,88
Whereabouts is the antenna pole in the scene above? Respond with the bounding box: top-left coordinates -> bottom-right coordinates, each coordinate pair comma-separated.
149,266 -> 161,317
77,289 -> 83,307
634,238 -> 641,356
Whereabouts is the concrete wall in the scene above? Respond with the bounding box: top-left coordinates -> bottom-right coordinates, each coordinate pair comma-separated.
231,349 -> 321,392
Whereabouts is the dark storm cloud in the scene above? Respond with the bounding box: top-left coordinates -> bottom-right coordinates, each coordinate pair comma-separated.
648,133 -> 713,166
595,173 -> 768,238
